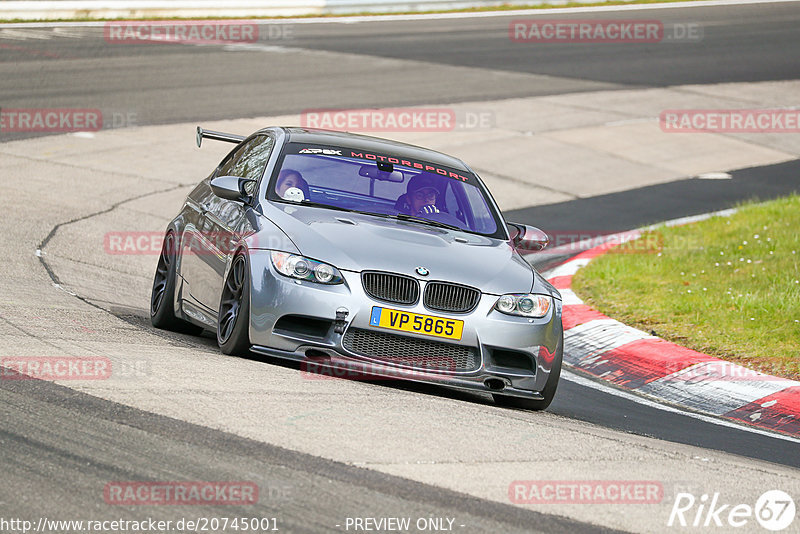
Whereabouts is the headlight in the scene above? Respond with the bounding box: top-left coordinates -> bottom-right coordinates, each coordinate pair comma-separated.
494,294 -> 551,318
270,251 -> 343,285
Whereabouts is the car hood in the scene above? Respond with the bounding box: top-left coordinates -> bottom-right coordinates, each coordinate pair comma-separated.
259,204 -> 550,296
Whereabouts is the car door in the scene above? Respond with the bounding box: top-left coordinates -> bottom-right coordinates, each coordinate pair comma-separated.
181,134 -> 275,313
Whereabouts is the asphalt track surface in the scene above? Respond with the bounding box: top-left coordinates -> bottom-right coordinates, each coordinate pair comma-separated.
2,2 -> 800,532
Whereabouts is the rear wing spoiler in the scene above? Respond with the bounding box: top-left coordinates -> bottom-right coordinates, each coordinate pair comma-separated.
196,126 -> 245,148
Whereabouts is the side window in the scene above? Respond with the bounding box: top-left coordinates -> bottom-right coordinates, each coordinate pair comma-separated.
231,136 -> 275,183
217,143 -> 249,177
216,135 -> 274,181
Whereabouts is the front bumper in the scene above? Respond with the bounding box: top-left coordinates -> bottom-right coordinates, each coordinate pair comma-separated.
247,251 -> 563,399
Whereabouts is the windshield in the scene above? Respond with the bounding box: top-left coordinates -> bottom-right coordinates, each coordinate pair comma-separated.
266,143 -> 503,238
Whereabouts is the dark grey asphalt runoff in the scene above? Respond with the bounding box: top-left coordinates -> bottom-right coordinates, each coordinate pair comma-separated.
286,3 -> 800,86
509,159 -> 800,233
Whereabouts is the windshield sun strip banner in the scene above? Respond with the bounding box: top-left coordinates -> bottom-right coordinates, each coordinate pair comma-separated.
285,143 -> 476,185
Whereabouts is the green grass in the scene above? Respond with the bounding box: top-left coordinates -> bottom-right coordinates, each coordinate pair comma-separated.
572,195 -> 800,380
0,0 -> 708,23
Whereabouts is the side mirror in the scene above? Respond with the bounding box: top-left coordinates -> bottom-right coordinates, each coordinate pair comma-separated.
210,176 -> 255,202
508,223 -> 549,252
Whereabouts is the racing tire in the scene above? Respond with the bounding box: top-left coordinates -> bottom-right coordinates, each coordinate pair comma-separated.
217,251 -> 252,356
150,231 -> 203,334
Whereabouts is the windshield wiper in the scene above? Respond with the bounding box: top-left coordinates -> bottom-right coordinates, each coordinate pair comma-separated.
285,201 -> 358,214
299,203 -> 390,220
390,213 -> 461,231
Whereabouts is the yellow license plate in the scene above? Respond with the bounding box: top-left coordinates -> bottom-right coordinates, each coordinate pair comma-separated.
369,307 -> 463,340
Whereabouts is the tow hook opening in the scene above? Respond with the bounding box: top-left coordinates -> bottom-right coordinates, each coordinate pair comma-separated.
334,307 -> 349,334
484,378 -> 506,391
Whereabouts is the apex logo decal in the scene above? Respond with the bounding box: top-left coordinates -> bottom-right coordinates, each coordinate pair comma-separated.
299,148 -> 342,155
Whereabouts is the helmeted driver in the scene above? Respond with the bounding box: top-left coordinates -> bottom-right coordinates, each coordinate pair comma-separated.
398,174 -> 441,217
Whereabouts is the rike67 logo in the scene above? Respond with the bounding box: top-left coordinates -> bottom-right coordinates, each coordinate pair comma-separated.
668,490 -> 795,531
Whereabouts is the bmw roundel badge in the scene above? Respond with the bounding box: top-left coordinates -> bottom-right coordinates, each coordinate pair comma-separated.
416,267 -> 430,276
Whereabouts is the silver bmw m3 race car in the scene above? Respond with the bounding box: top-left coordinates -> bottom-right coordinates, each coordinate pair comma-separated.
150,126 -> 563,410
